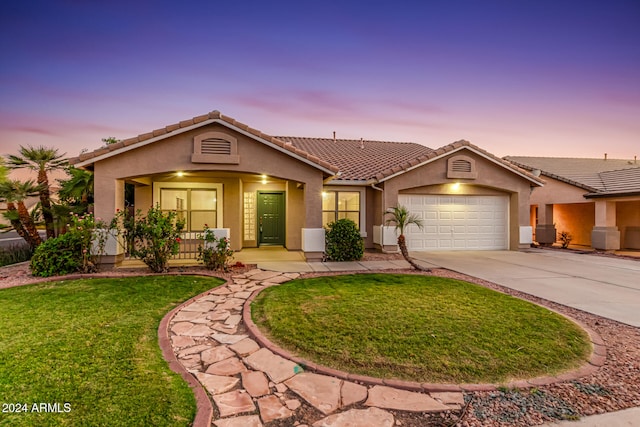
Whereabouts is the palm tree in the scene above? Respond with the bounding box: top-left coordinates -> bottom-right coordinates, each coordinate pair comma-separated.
385,205 -> 430,271
0,180 -> 43,248
58,166 -> 94,205
8,145 -> 67,239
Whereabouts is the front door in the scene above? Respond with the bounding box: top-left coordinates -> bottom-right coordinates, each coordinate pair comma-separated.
257,192 -> 285,246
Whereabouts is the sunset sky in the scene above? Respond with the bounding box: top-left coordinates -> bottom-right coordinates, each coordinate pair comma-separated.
1,0 -> 639,164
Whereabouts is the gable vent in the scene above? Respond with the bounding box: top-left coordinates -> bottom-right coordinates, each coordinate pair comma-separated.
451,159 -> 472,172
201,138 -> 232,155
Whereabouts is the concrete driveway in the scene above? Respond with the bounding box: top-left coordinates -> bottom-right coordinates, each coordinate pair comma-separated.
411,249 -> 640,327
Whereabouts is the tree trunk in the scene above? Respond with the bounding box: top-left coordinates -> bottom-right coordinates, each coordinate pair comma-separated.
38,168 -> 55,239
17,201 -> 42,248
397,234 -> 430,272
5,202 -> 35,247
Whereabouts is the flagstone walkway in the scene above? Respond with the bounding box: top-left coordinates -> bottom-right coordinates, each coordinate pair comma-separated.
167,269 -> 464,427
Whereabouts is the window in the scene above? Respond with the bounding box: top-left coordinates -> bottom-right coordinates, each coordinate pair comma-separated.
160,188 -> 217,231
322,191 -> 360,227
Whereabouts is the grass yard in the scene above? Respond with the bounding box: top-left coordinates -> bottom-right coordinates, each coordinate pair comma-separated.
0,275 -> 223,427
251,274 -> 592,384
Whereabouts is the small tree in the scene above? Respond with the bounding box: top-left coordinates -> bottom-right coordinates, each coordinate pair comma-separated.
385,205 -> 430,271
125,205 -> 185,273
325,218 -> 364,261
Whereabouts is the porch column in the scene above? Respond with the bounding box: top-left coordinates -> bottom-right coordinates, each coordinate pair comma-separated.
535,203 -> 556,246
94,177 -> 125,266
591,200 -> 620,250
301,179 -> 324,262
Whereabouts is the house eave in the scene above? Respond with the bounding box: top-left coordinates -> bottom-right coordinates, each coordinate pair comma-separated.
378,145 -> 544,186
584,190 -> 640,199
73,118 -> 338,176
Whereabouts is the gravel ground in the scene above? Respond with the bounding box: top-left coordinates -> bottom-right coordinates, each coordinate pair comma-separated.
2,256 -> 639,426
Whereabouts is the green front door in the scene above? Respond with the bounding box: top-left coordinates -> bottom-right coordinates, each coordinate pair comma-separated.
257,192 -> 285,246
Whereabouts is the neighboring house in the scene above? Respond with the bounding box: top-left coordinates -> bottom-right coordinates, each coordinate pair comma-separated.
71,110 -> 543,265
505,156 -> 640,251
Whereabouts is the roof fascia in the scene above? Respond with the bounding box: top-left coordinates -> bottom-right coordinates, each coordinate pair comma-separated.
378,145 -> 544,185
584,191 -> 640,199
74,119 -> 217,168
74,119 -> 337,175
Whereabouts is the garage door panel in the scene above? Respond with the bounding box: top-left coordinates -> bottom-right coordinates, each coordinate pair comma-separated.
398,194 -> 508,251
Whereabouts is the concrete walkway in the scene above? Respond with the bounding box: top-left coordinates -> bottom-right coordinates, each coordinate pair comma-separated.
410,249 -> 640,327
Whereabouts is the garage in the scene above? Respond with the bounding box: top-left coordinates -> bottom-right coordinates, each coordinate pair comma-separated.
398,194 -> 509,250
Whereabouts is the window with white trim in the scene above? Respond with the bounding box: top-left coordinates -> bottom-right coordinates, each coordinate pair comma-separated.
158,185 -> 220,232
322,191 -> 360,228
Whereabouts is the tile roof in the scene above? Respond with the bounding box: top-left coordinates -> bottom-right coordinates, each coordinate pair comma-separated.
70,111 -> 339,174
69,109 -> 542,185
505,156 -> 640,195
276,136 -> 435,181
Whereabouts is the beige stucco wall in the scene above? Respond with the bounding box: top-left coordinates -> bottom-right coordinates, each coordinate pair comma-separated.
92,123 -> 325,251
381,150 -> 536,250
618,200 -> 640,248
530,176 -> 591,206
553,203 -> 595,246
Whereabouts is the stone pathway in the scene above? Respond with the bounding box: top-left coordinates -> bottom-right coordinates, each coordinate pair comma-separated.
169,269 -> 464,426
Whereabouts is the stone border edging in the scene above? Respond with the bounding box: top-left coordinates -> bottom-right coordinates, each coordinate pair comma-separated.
242,276 -> 607,394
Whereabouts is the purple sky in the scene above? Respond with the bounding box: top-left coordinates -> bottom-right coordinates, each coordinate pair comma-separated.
1,0 -> 639,162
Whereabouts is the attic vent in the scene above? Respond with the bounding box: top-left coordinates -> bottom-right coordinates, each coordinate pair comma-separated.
192,131 -> 239,164
447,155 -> 477,179
451,159 -> 472,172
201,138 -> 231,155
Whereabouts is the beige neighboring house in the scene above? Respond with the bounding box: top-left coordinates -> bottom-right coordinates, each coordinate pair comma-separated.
505,156 -> 640,251
70,110 -> 543,266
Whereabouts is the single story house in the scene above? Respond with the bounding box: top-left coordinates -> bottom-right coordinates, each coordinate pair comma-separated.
505,156 -> 640,251
71,110 -> 544,265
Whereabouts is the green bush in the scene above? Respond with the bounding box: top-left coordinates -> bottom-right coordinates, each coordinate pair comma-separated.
197,226 -> 233,271
29,213 -> 111,277
30,232 -> 83,277
124,205 -> 185,273
325,218 -> 364,261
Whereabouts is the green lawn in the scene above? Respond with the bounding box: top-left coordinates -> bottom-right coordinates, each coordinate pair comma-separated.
0,276 -> 223,426
251,274 -> 591,384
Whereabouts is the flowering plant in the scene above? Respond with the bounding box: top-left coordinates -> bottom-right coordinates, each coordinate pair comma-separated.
122,204 -> 185,273
197,225 -> 233,271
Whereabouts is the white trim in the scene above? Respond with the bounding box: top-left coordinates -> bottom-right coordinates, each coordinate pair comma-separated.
378,145 -> 543,186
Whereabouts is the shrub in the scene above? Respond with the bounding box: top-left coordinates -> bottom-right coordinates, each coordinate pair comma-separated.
125,205 -> 185,273
197,226 -> 233,271
30,232 -> 83,277
30,213 -> 110,277
325,218 -> 364,261
558,231 -> 573,249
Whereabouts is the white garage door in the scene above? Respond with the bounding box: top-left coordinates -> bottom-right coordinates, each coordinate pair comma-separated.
398,195 -> 509,251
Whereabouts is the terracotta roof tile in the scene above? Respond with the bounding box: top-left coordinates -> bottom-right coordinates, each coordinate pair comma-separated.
505,156 -> 640,193
277,136 -> 435,181
70,110 -> 339,174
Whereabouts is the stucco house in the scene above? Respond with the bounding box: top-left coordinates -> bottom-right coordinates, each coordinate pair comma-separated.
506,156 -> 640,251
71,110 -> 543,265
